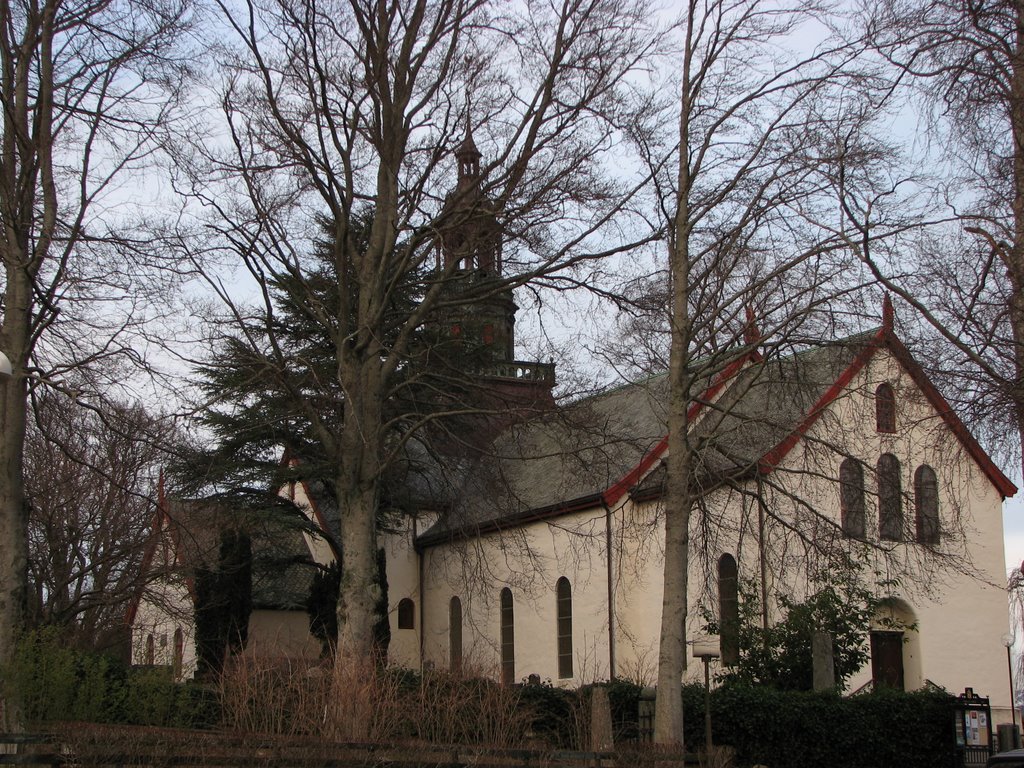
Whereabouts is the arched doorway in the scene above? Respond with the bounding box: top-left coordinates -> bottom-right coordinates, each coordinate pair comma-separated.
870,598 -> 921,691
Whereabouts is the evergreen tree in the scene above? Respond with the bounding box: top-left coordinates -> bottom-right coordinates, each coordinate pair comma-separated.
193,529 -> 252,676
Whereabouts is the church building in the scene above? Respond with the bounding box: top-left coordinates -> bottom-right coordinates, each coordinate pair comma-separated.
130,136 -> 1020,727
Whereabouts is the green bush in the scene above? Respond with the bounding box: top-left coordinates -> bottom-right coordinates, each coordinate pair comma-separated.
680,682 -> 955,768
5,628 -> 218,728
519,679 -> 579,748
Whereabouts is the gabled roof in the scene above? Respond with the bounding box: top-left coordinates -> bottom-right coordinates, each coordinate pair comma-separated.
756,314 -> 1017,499
419,311 -> 1016,546
417,346 -> 760,545
128,482 -> 319,626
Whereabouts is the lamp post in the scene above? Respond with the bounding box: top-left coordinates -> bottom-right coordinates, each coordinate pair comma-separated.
1005,635 -> 1018,731
692,640 -> 721,758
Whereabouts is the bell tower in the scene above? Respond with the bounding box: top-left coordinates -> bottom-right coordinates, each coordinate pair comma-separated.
437,124 -> 515,362
431,124 -> 556,435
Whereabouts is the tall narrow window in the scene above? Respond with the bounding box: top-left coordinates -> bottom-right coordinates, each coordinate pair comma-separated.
397,598 -> 415,629
145,634 -> 155,665
878,453 -> 903,541
500,588 -> 515,685
556,577 -> 573,679
915,465 -> 940,545
449,597 -> 462,673
172,627 -> 184,679
840,458 -> 866,538
718,554 -> 739,667
875,383 -> 896,433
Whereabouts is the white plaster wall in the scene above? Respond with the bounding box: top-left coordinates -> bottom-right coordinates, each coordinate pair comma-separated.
135,341 -> 1012,722
420,506 -> 613,685
131,577 -> 197,680
417,344 -> 1015,718
244,609 -> 321,660
290,482 -> 335,567
384,517 -> 423,669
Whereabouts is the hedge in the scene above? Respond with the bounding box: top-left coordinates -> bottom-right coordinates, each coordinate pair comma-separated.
679,682 -> 956,768
6,628 -> 219,728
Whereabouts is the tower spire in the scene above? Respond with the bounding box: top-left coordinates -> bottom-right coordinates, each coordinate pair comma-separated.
456,118 -> 481,182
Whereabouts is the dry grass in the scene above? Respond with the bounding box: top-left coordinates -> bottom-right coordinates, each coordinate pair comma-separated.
216,656 -> 566,750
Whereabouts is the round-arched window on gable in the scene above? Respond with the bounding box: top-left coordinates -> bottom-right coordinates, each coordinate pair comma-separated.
397,598 -> 415,630
878,453 -> 903,541
875,383 -> 896,433
914,465 -> 940,545
840,458 -> 866,538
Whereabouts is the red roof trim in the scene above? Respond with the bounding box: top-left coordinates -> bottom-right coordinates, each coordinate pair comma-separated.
757,328 -> 1017,499
125,502 -> 165,627
883,330 -> 1017,499
126,471 -> 181,626
758,329 -> 885,473
297,478 -> 332,537
602,352 -> 754,507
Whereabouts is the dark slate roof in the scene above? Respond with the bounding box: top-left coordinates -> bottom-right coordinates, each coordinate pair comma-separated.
163,497 -> 316,611
247,510 -> 318,610
420,330 -> 877,543
699,332 -> 872,472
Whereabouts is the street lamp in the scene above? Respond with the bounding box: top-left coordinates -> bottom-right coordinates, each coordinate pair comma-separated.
0,350 -> 10,376
693,639 -> 721,759
1006,634 -> 1018,732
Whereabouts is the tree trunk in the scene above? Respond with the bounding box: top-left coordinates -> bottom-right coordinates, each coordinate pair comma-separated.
331,348 -> 385,738
1009,0 -> 1024,483
654,58 -> 695,743
0,275 -> 29,732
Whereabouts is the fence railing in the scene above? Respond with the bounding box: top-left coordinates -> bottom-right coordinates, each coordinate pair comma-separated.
1,729 -> 699,768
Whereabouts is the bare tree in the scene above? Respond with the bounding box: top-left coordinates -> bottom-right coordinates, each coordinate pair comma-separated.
648,0 -> 881,743
854,0 -> 1024,476
24,394 -> 168,654
174,0 -> 661,724
0,0 -> 192,728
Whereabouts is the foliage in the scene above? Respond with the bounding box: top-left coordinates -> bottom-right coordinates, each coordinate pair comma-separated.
708,579 -> 891,691
3,637 -> 960,767
176,211 -> 447,504
307,562 -> 339,657
681,683 -> 955,768
518,679 -> 579,748
4,628 -> 218,728
193,530 -> 252,676
602,678 -> 645,743
24,395 -> 168,654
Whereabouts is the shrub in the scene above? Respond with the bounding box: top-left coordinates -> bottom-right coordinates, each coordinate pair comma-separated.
680,682 -> 955,768
5,628 -> 218,729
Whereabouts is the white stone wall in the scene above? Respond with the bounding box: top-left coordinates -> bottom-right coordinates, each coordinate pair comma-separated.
130,574 -> 197,681
414,345 -> 1015,723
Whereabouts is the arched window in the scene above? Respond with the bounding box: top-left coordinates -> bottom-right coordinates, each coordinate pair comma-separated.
172,627 -> 184,679
718,554 -> 739,667
878,453 -> 903,541
397,598 -> 415,630
449,597 -> 462,673
875,383 -> 896,433
840,458 -> 866,538
915,465 -> 940,545
500,588 -> 515,685
556,577 -> 573,679
145,633 -> 155,665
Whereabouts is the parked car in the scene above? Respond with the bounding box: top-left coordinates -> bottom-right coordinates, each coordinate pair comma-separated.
989,750 -> 1024,766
